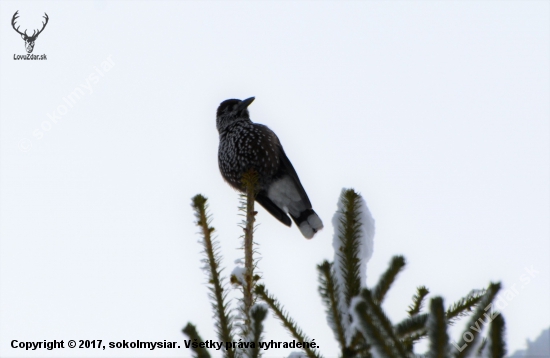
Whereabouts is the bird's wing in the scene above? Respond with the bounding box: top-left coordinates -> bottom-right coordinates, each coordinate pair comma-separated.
255,191 -> 292,227
277,146 -> 312,209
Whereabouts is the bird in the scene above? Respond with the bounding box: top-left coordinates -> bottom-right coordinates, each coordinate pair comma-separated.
216,97 -> 323,239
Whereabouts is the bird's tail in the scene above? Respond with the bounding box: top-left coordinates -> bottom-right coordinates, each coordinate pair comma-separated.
291,209 -> 323,239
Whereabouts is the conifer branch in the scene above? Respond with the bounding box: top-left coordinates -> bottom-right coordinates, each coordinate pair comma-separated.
191,195 -> 235,358
400,331 -> 425,350
427,297 -> 448,358
446,289 -> 485,325
317,260 -> 347,352
360,288 -> 408,358
353,299 -> 399,358
182,323 -> 212,358
349,331 -> 372,358
455,282 -> 501,358
372,256 -> 406,304
394,313 -> 428,337
336,189 -> 363,307
188,189 -> 508,358
250,304 -> 268,358
396,287 -> 486,343
238,170 -> 260,342
254,284 -> 323,358
487,314 -> 506,358
407,286 -> 430,317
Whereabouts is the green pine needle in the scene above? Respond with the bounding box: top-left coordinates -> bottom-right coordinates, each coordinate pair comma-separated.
317,260 -> 347,352
360,289 -> 408,358
394,313 -> 428,338
396,287 -> 487,344
182,323 -> 212,358
488,314 -> 507,358
336,189 -> 364,307
348,331 -> 372,358
455,282 -> 501,358
407,286 -> 430,317
446,289 -> 486,325
354,299 -> 399,358
372,256 -> 406,304
250,304 -> 268,358
427,297 -> 448,358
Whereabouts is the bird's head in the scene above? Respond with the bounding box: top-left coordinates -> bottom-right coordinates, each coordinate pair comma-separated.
216,97 -> 255,133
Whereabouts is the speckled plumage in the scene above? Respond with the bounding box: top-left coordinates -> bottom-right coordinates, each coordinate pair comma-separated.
216,97 -> 323,239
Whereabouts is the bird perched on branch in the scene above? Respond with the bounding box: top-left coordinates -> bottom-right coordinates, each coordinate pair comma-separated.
216,97 -> 323,239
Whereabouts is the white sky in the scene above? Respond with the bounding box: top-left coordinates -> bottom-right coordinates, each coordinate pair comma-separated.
1,1 -> 549,357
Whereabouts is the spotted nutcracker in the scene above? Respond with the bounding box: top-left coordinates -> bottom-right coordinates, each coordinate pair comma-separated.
216,97 -> 323,239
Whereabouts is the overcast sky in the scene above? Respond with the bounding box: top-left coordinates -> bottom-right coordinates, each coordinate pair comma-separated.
1,1 -> 549,357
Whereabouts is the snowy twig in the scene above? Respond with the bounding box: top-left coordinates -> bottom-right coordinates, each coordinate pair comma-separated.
334,189 -> 364,307
332,188 -> 375,343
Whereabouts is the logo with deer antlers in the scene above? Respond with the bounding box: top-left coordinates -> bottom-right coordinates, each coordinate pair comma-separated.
12,10 -> 49,54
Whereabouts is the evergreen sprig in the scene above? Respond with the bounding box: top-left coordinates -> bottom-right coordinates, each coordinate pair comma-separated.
427,297 -> 448,358
187,188 -> 508,358
250,304 -> 268,358
446,289 -> 486,325
254,284 -> 323,358
487,315 -> 506,358
236,170 -> 260,342
190,195 -> 235,358
182,323 -> 212,358
407,286 -> 430,317
360,289 -> 408,358
395,313 -> 428,341
348,331 -> 371,358
317,260 -> 347,351
396,287 -> 487,344
455,282 -> 501,358
372,256 -> 406,304
353,300 -> 398,358
335,189 -> 364,308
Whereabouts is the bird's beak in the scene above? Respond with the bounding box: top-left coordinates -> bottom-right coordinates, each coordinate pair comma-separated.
237,97 -> 255,111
